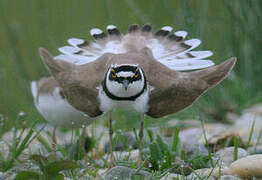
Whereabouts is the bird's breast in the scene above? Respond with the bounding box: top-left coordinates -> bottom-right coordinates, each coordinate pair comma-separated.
98,86 -> 149,113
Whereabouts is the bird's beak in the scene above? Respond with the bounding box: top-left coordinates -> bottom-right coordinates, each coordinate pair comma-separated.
122,79 -> 129,90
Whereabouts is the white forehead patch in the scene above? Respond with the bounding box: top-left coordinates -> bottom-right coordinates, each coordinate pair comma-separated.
116,71 -> 135,77
111,64 -> 138,68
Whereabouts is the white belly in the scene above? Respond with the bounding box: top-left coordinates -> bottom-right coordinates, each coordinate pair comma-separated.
36,92 -> 95,128
98,86 -> 149,113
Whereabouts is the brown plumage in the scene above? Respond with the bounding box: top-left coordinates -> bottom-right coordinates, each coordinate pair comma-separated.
39,47 -> 236,118
38,24 -> 237,166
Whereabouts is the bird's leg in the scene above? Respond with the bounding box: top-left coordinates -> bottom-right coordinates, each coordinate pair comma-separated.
108,111 -> 115,168
52,127 -> 57,152
137,114 -> 145,166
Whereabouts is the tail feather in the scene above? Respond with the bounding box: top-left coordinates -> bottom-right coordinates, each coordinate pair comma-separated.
107,25 -> 121,36
53,24 -> 214,71
90,28 -> 106,40
155,26 -> 173,37
141,24 -> 152,32
128,24 -> 140,33
67,38 -> 88,47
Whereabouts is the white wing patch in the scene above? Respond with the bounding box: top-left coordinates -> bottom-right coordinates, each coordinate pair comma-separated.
54,24 -> 215,71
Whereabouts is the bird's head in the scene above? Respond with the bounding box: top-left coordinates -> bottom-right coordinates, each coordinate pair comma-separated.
104,64 -> 147,98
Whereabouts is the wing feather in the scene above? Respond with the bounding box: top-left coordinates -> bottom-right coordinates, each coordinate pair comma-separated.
67,38 -> 86,47
55,24 -> 215,71
162,59 -> 215,71
147,58 -> 237,118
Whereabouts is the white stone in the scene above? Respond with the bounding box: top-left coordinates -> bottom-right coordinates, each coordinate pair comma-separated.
160,173 -> 183,180
224,155 -> 262,179
214,147 -> 248,167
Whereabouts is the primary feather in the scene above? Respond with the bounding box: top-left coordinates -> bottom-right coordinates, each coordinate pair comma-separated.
54,24 -> 214,71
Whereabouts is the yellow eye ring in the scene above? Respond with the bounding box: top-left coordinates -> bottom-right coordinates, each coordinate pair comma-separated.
111,69 -> 116,78
134,68 -> 139,78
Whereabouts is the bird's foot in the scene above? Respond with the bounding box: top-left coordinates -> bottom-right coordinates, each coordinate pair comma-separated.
108,153 -> 115,169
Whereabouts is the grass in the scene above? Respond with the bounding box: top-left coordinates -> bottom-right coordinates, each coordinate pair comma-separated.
254,128 -> 262,153
233,136 -> 239,161
0,114 -> 216,179
172,127 -> 180,156
0,113 -> 260,179
0,114 -> 43,172
247,118 -> 256,149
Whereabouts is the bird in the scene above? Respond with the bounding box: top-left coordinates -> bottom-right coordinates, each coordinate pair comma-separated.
31,76 -> 95,147
38,24 -> 236,167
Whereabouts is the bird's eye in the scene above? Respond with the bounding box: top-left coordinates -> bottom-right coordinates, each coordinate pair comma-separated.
111,69 -> 116,78
134,68 -> 139,78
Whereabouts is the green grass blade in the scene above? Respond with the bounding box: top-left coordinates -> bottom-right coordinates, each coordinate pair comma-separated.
147,129 -> 154,142
15,171 -> 40,180
247,118 -> 256,149
234,136 -> 239,161
172,127 -> 180,154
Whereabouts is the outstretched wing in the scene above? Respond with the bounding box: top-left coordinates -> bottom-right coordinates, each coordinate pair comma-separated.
146,58 -> 237,118
55,24 -> 214,71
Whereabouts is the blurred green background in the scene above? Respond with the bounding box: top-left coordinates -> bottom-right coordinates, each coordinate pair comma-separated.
0,0 -> 261,134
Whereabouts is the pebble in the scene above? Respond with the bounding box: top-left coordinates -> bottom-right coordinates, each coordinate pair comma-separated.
198,123 -> 230,144
102,166 -> 154,180
94,159 -> 106,167
104,132 -> 136,153
160,173 -> 183,180
186,168 -> 216,180
247,145 -> 262,155
0,140 -> 9,160
207,112 -> 262,149
232,113 -> 262,145
103,150 -> 139,163
225,112 -> 240,124
207,131 -> 247,151
179,127 -> 203,146
97,168 -> 107,177
2,160 -> 40,180
179,123 -> 229,146
213,147 -> 248,166
181,143 -> 208,158
0,172 -> 6,180
220,175 -> 242,180
224,154 -> 262,179
172,157 -> 191,175
244,103 -> 262,116
162,119 -> 201,137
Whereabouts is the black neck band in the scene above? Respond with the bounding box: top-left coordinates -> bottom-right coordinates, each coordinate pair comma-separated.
102,78 -> 147,101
